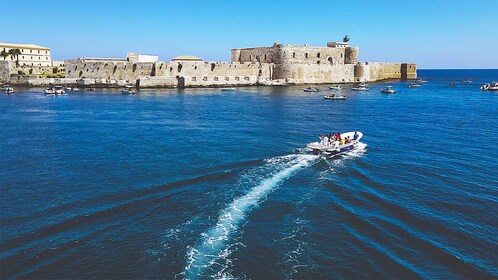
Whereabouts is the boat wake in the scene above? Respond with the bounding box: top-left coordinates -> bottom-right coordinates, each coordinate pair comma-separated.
184,154 -> 317,279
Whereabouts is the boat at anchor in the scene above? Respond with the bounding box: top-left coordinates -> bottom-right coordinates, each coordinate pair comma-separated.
306,131 -> 363,157
323,94 -> 346,100
381,86 -> 395,94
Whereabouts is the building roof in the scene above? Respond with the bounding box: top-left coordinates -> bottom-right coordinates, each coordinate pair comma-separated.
0,42 -> 50,50
171,55 -> 202,61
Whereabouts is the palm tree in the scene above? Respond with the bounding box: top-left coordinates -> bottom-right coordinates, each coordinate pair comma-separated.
0,50 -> 8,60
13,48 -> 21,66
7,49 -> 15,61
343,34 -> 350,43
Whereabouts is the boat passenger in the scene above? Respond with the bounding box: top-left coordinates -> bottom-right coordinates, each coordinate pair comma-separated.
318,134 -> 323,143
353,132 -> 359,141
323,135 -> 329,146
340,138 -> 345,145
334,139 -> 340,150
336,132 -> 341,140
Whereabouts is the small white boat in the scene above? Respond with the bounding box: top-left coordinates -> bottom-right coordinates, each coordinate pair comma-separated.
449,82 -> 456,87
65,86 -> 72,91
329,85 -> 342,90
323,94 -> 346,100
417,79 -> 428,84
2,85 -> 14,94
303,86 -> 319,92
221,85 -> 236,91
121,85 -> 136,95
381,86 -> 395,94
44,86 -> 65,94
72,87 -> 80,91
481,82 -> 498,91
307,131 -> 363,157
462,79 -> 473,83
351,85 -> 369,91
407,83 -> 421,88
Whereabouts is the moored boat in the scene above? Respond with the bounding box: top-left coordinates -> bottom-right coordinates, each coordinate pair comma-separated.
417,79 -> 428,83
44,86 -> 65,94
449,82 -> 456,87
462,79 -> 473,83
408,83 -> 421,88
1,84 -> 14,94
306,131 -> 363,157
303,86 -> 319,92
351,85 -> 369,91
329,85 -> 342,90
121,85 -> 136,95
221,85 -> 237,91
381,86 -> 395,94
323,94 -> 346,100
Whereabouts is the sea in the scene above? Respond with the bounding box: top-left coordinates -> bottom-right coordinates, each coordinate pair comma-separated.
1,69 -> 497,279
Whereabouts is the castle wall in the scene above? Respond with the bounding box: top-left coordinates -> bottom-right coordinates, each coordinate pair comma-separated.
354,62 -> 417,82
64,59 -> 155,81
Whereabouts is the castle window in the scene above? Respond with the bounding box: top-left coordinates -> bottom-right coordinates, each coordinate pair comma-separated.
293,52 -> 296,58
305,53 -> 308,58
30,50 -> 32,53
264,54 -> 267,61
317,53 -> 321,58
38,50 -> 40,53
317,60 -> 320,64
341,53 -> 343,58
249,55 -> 252,61
328,57 -> 333,64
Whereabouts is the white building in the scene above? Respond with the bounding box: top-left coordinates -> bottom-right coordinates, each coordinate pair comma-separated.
0,42 -> 52,66
127,52 -> 158,63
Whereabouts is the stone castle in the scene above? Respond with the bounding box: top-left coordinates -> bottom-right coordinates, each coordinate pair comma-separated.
2,40 -> 416,87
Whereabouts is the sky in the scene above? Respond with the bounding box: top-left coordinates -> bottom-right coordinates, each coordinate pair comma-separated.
1,0 -> 497,69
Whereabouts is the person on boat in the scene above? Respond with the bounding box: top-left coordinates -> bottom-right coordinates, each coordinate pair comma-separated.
318,134 -> 323,144
353,132 -> 359,141
323,135 -> 329,147
334,139 -> 340,150
340,138 -> 345,145
336,132 -> 341,140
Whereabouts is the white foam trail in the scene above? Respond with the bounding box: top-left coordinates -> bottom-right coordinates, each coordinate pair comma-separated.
184,154 -> 316,279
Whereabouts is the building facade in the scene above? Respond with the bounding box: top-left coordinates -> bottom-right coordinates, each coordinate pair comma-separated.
0,42 -> 52,66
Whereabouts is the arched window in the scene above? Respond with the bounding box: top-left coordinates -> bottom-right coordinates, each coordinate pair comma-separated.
264,54 -> 267,61
305,53 -> 308,58
317,53 -> 321,58
328,57 -> 333,64
293,52 -> 296,58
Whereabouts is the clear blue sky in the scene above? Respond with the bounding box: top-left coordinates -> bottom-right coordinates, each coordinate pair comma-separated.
1,0 -> 497,69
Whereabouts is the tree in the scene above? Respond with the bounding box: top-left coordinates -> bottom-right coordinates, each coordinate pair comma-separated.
13,49 -> 21,66
7,49 -> 15,60
343,34 -> 350,43
0,50 -> 7,60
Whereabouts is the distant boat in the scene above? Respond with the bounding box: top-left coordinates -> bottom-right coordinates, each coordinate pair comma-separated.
381,86 -> 395,94
86,87 -> 96,91
121,85 -> 136,95
304,86 -> 319,92
64,86 -> 72,91
221,85 -> 236,91
462,79 -> 473,83
1,84 -> 14,94
407,83 -> 421,88
449,82 -> 456,87
417,79 -> 428,84
481,82 -> 498,91
323,94 -> 346,100
329,85 -> 342,90
44,85 -> 65,95
351,84 -> 369,91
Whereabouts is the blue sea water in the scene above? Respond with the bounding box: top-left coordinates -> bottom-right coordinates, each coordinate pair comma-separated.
0,69 -> 497,279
